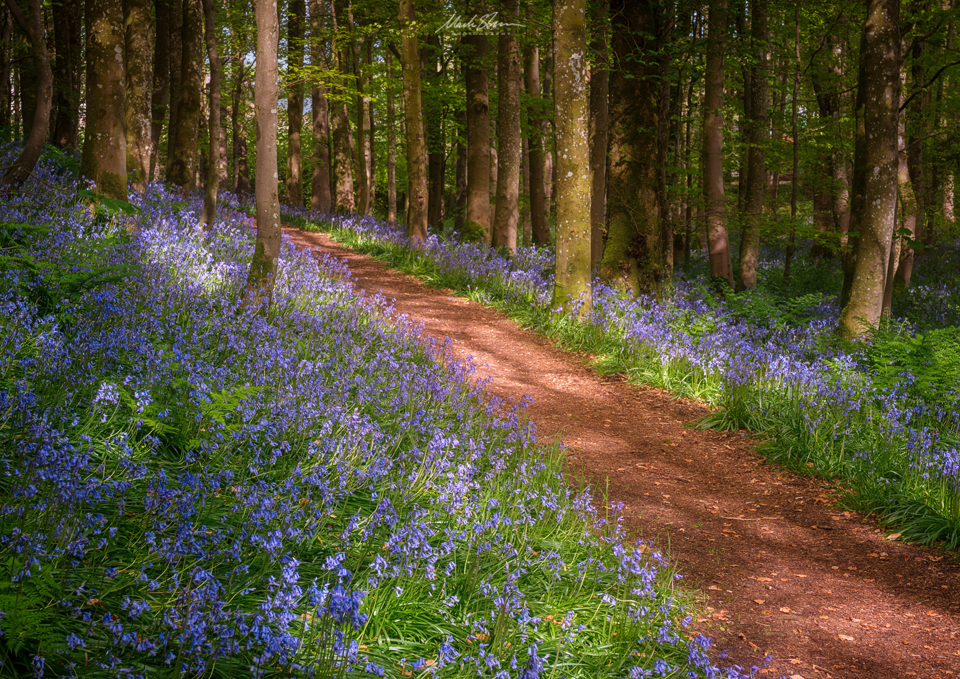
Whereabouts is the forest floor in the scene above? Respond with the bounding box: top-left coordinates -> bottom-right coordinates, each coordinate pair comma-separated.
284,226 -> 960,679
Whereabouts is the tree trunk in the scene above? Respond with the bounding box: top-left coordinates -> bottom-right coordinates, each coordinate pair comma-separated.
166,0 -> 182,168
1,0 -> 52,186
552,0 -> 591,313
424,35 -> 444,228
838,0 -> 900,338
330,1 -> 354,212
0,10 -> 12,139
454,107 -> 467,232
400,0 -> 427,240
524,34 -> 548,247
149,0 -> 169,179
896,23 -> 927,288
166,0 -> 202,190
386,49 -> 397,223
308,0 -> 331,212
286,0 -> 304,206
588,0 -> 608,266
232,56 -> 252,194
656,5 -> 673,281
124,0 -> 153,189
366,41 -> 376,212
463,21 -> 490,241
52,0 -> 81,149
492,0 -> 521,253
200,0 -> 219,227
702,0 -> 733,287
737,0 -> 768,290
80,0 -> 126,198
247,0 -> 280,298
542,42 -> 553,219
599,0 -> 660,294
783,5 -> 801,287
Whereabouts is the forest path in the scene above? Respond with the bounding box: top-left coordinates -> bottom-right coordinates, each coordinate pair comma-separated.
284,227 -> 960,679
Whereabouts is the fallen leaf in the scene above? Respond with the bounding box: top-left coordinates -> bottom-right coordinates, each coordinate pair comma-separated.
780,607 -> 791,613
864,578 -> 876,582
886,533 -> 902,541
757,577 -> 773,582
753,599 -> 765,604
838,634 -> 855,642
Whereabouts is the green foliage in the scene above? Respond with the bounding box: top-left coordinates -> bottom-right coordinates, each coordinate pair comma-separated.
0,221 -> 136,319
861,325 -> 960,411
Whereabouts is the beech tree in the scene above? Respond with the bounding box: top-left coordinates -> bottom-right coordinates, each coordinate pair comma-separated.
166,0 -> 203,190
702,0 -> 733,288
463,1 -> 491,241
838,0 -> 901,337
599,0 -> 661,294
552,0 -> 591,313
309,0 -> 332,213
80,0 -> 127,199
400,0 -> 427,241
737,0 -> 769,290
491,0 -> 521,254
124,0 -> 153,187
247,0 -> 281,297
286,0 -> 305,207
200,0 -> 220,227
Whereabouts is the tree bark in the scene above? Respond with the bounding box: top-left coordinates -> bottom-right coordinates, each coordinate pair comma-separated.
600,0 -> 662,294
149,0 -> 169,179
737,0 -> 768,290
286,0 -> 305,206
492,0 -> 521,254
463,18 -> 490,241
400,0 -> 427,240
308,0 -> 331,212
166,0 -> 202,190
247,0 -> 280,298
52,0 -> 81,149
838,0 -> 900,338
232,56 -> 252,194
386,49 -> 397,223
200,0 -> 220,227
783,5 -> 801,287
124,0 -> 153,188
524,34 -> 548,247
1,0 -> 52,186
588,0 -> 609,267
329,0 -> 354,212
552,0 -> 591,313
0,10 -> 12,139
166,0 -> 182,169
80,0 -> 127,198
425,35 -> 444,228
702,0 -> 733,287
896,18 -> 927,288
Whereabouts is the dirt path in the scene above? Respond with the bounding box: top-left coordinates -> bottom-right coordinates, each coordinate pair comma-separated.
285,227 -> 960,679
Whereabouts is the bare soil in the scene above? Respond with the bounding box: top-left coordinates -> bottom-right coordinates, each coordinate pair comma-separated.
285,227 -> 960,679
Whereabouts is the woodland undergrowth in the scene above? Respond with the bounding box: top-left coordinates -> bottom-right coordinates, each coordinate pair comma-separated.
0,151 -> 758,678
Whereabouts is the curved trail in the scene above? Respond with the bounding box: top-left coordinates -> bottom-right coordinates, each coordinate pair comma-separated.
285,227 -> 960,679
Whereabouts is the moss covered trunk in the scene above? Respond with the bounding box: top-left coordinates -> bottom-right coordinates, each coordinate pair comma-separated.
551,0 -> 591,314
838,0 -> 900,337
80,0 -> 127,199
598,0 -> 661,295
491,0 -> 521,254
